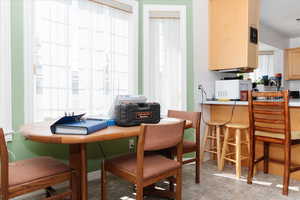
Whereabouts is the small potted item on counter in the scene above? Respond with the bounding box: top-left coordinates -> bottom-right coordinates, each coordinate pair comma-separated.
240,90 -> 248,101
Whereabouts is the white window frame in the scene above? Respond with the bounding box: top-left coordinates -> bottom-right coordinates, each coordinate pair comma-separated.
24,0 -> 139,123
0,0 -> 12,133
143,5 -> 187,111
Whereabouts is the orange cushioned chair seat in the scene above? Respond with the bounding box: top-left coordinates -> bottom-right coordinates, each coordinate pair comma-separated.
106,153 -> 180,180
183,140 -> 197,153
9,157 -> 71,186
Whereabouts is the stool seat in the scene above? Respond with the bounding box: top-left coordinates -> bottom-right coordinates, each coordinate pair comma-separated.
225,123 -> 249,129
207,121 -> 226,126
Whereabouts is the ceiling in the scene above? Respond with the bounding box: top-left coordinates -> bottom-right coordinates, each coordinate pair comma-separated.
259,42 -> 278,51
260,0 -> 300,38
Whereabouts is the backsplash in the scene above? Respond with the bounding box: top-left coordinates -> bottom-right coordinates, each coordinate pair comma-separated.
287,80 -> 300,91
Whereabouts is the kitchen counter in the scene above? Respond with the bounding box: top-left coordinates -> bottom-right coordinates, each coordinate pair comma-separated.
205,99 -> 300,181
203,99 -> 300,107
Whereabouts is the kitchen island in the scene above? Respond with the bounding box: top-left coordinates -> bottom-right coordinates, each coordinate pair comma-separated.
203,99 -> 300,180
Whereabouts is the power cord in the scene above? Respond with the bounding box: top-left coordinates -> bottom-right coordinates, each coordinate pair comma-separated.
199,85 -> 237,126
8,150 -> 16,161
97,143 -> 107,160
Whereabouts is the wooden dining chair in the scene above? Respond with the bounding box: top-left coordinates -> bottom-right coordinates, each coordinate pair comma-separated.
167,110 -> 201,183
247,90 -> 300,195
0,128 -> 76,200
101,121 -> 186,200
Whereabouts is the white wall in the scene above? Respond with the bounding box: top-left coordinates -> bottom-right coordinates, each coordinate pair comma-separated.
192,0 -> 224,104
259,23 -> 290,50
290,37 -> 300,48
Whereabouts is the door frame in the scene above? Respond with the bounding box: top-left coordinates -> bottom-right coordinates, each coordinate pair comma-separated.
143,4 -> 187,111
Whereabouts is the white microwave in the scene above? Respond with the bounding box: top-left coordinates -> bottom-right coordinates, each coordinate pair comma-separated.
215,80 -> 252,100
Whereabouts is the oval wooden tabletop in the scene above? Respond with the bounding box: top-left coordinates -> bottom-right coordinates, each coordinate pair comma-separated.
20,118 -> 193,144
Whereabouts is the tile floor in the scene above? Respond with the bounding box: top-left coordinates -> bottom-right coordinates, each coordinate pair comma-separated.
14,160 -> 300,200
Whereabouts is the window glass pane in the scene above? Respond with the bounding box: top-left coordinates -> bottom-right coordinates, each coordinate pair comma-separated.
148,18 -> 184,115
32,0 -> 134,121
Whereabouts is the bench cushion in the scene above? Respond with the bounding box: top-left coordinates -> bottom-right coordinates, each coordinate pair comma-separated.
9,157 -> 71,186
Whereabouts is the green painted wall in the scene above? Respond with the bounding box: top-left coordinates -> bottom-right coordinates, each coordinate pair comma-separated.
8,0 -> 194,171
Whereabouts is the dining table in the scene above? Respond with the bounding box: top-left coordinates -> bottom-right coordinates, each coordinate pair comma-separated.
20,118 -> 192,200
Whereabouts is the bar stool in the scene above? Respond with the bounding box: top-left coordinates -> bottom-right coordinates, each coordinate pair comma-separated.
220,123 -> 250,179
200,121 -> 225,170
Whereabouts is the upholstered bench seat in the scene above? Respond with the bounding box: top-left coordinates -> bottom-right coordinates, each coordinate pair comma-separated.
9,157 -> 71,187
106,153 -> 180,181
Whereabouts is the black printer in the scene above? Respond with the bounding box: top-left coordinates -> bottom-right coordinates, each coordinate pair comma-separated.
114,103 -> 160,127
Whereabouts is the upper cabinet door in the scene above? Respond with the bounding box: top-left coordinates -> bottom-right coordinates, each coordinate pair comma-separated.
285,48 -> 300,80
209,0 -> 260,71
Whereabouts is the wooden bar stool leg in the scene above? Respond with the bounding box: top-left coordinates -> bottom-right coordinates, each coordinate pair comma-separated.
247,133 -> 255,184
200,125 -> 210,163
216,126 -> 222,171
245,129 -> 256,175
210,126 -> 216,160
283,143 -> 291,196
220,127 -> 230,170
235,129 -> 242,179
245,129 -> 250,158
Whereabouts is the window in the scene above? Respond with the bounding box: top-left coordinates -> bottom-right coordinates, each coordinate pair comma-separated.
0,0 -> 12,133
143,5 -> 187,115
25,0 -> 138,122
249,54 -> 275,81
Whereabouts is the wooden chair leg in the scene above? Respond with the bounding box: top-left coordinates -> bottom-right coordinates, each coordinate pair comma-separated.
220,127 -> 229,170
195,149 -> 200,183
1,192 -> 8,200
200,125 -> 209,163
168,177 -> 175,192
282,144 -> 291,196
235,129 -> 242,179
136,183 -> 144,200
247,135 -> 255,184
263,142 -> 270,174
216,126 -> 222,171
101,161 -> 107,200
176,169 -> 182,200
70,171 -> 78,200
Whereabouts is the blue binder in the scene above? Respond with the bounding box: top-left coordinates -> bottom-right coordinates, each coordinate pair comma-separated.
50,114 -> 108,135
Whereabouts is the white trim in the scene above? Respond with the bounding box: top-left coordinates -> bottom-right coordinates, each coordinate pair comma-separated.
143,5 -> 187,110
126,0 -> 139,95
0,0 -> 12,133
23,0 -> 34,123
23,0 -> 139,123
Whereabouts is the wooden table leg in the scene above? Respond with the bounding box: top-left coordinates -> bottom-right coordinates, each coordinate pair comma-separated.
70,144 -> 88,200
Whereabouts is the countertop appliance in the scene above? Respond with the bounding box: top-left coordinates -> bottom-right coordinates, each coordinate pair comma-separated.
215,80 -> 252,100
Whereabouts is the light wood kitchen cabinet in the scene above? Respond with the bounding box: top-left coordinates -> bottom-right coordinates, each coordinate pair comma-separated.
209,0 -> 260,71
285,48 -> 300,80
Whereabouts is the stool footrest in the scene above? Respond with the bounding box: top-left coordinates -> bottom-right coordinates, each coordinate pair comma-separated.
224,157 -> 236,163
204,150 -> 217,154
207,136 -> 217,139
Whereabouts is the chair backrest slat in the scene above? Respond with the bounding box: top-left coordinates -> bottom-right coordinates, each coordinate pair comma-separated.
253,109 -> 283,115
255,118 -> 284,124
248,90 -> 290,140
255,126 -> 285,134
253,101 -> 284,106
167,110 -> 201,129
142,121 -> 186,151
